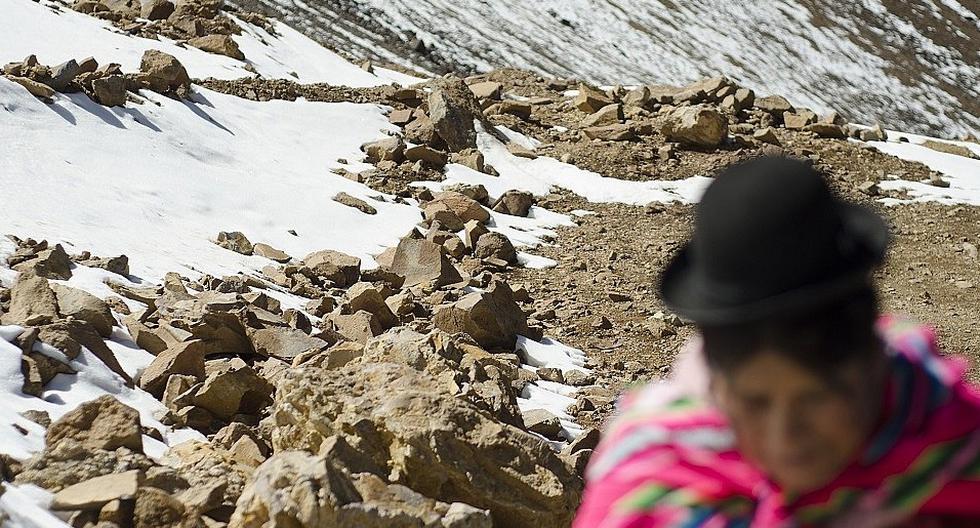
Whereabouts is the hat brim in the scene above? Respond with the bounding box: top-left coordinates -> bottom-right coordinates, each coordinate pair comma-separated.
659,203 -> 889,325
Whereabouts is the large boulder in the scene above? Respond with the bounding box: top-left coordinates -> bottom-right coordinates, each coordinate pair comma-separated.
661,105 -> 728,147
154,291 -> 255,357
388,238 -> 462,288
268,361 -> 582,527
46,395 -> 143,453
427,77 -> 482,152
138,50 -> 191,94
432,281 -> 529,350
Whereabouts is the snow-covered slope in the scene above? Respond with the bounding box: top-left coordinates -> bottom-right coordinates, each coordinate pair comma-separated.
243,0 -> 980,138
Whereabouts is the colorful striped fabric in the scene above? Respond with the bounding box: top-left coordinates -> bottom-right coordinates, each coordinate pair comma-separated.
574,316 -> 980,527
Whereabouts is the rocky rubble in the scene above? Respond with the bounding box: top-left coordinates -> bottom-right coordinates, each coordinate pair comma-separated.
68,0 -> 264,60
2,49 -> 191,106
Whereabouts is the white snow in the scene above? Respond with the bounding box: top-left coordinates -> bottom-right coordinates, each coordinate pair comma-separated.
0,0 -> 405,87
515,336 -> 592,441
0,484 -> 66,528
0,79 -> 425,281
863,132 -> 980,205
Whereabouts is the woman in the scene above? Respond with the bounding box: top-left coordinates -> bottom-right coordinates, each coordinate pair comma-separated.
574,157 -> 980,527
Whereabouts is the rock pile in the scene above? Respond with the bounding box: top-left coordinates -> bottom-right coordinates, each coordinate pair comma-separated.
2,50 -> 191,106
0,227 -> 585,526
69,0 -> 262,60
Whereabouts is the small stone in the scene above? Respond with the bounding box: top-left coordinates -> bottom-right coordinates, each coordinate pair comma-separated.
91,74 -> 127,106
661,105 -> 728,146
573,84 -> 613,113
138,340 -> 206,397
7,76 -> 55,100
361,137 -> 405,163
580,103 -> 623,127
491,190 -> 535,217
468,81 -> 502,100
474,232 -> 518,264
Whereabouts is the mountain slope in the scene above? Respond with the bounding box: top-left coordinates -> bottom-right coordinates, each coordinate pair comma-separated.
243,0 -> 980,138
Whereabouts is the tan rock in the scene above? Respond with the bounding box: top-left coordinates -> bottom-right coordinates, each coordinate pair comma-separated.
327,311 -> 382,344
754,94 -> 795,116
583,123 -> 635,141
51,283 -> 115,337
141,0 -> 175,19
194,361 -> 273,420
6,75 -> 55,100
580,103 -> 622,127
302,250 -> 360,287
388,238 -> 463,288
468,81 -> 502,100
91,74 -> 127,107
3,272 -> 60,326
46,395 -> 143,453
432,281 -> 529,350
51,470 -> 142,511
783,109 -> 817,129
189,34 -> 245,60
428,77 -> 482,152
474,232 -> 517,264
134,487 -> 188,528
573,83 -> 613,113
138,340 -> 206,397
333,192 -> 378,215
249,327 -> 329,361
252,242 -> 291,263
361,136 -> 405,163
138,49 -> 190,94
344,282 -> 398,330
430,191 -> 490,223
216,231 -> 253,255
661,105 -> 728,146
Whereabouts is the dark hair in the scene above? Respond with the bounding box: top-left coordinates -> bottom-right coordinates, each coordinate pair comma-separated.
699,286 -> 881,382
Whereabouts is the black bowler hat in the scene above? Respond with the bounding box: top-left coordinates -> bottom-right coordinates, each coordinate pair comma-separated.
659,156 -> 890,324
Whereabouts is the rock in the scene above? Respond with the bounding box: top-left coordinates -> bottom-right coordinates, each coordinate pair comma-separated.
564,369 -> 596,387
921,139 -> 977,159
333,192 -> 378,215
49,59 -> 81,92
216,231 -> 253,255
388,108 -> 414,126
189,34 -> 245,60
138,340 -> 206,397
819,111 -> 846,125
537,367 -> 564,383
929,174 -> 951,188
50,284 -> 115,338
38,319 -> 131,383
573,84 -> 613,113
432,281 -> 529,350
468,81 -> 502,100
580,103 -> 623,127
661,105 -> 728,147
46,395 -> 143,453
753,127 -> 780,144
327,311 -> 382,344
389,238 -> 463,288
138,49 -> 190,94
246,243 -> 288,264
268,362 -> 582,526
449,150 -> 488,175
859,124 -> 888,142
302,250 -> 360,287
405,144 -> 449,167
362,137 -> 405,163
134,487 -> 188,528
566,427 -> 601,454
12,243 -> 72,279
488,100 -> 533,120
3,272 -> 60,326
430,191 -> 490,224
7,76 -> 55,100
153,292 -> 255,357
428,77 -> 481,152
583,124 -> 635,141
474,232 -> 518,264
51,470 -> 142,511
404,115 -> 439,146
249,327 -> 329,361
805,122 -> 847,139
344,282 -> 399,330
622,86 -> 650,107
83,254 -> 130,276
783,109 -> 817,129
721,88 -> 755,112
523,408 -> 562,439
194,360 -> 273,420
463,220 -> 489,250
141,0 -> 175,19
91,74 -> 127,106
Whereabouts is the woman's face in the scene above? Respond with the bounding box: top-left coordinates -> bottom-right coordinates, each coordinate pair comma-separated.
710,350 -> 883,495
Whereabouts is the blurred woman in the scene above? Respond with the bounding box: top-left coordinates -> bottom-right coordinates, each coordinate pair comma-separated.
574,157 -> 980,527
